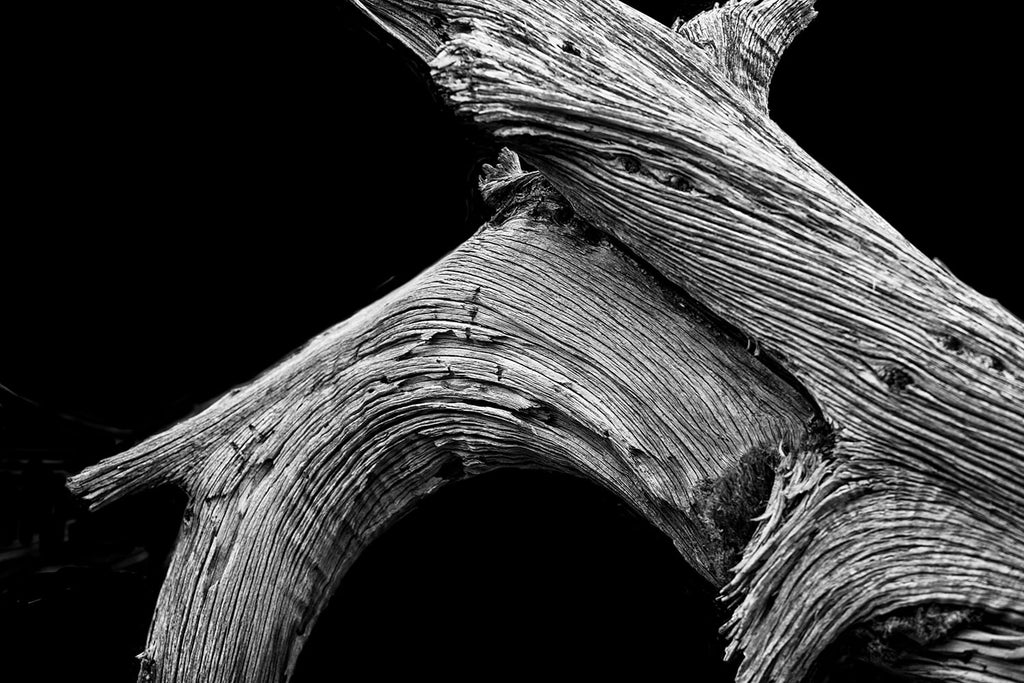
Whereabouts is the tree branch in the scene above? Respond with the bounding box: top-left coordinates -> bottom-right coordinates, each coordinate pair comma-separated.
353,0 -> 1024,680
68,155 -> 812,681
67,0 -> 1024,678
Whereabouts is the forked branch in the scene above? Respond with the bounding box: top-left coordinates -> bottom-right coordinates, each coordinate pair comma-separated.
356,0 -> 1024,680
68,0 -> 1024,680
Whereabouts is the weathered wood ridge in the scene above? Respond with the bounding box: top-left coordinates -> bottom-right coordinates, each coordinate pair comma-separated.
68,1 -> 1024,681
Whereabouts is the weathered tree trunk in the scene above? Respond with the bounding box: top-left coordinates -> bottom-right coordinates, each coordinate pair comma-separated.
68,1 -> 1024,681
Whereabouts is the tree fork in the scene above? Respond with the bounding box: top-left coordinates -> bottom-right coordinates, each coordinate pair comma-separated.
69,0 -> 1024,680
350,0 -> 1024,679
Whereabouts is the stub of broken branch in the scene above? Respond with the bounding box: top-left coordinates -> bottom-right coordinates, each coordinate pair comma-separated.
672,0 -> 816,113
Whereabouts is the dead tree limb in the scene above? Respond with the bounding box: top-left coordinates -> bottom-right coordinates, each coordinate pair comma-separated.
353,0 -> 1024,679
69,0 -> 1023,681
69,156 -> 812,680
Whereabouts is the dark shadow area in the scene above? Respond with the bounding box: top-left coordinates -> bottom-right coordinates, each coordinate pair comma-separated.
292,468 -> 736,682
2,0 -> 1020,680
769,0 -> 1020,316
0,486 -> 185,682
2,1 -> 494,432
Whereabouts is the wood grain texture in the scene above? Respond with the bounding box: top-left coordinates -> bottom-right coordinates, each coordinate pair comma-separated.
354,0 -> 1024,680
68,160 -> 812,681
67,0 -> 1024,679
671,0 -> 817,113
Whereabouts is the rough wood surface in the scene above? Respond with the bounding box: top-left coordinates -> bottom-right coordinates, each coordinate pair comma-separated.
671,0 -> 816,114
68,0 -> 1024,680
357,0 -> 1024,680
68,159 -> 813,680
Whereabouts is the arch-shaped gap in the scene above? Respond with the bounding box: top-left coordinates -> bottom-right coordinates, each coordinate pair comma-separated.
293,468 -> 737,681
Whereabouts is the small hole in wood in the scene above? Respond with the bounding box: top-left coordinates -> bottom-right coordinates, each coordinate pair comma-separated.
879,365 -> 913,392
437,456 -> 466,481
561,39 -> 582,56
665,173 -> 694,192
937,334 -> 963,352
619,154 -> 641,174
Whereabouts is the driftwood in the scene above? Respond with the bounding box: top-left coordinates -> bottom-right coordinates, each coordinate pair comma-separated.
68,1 -> 1024,681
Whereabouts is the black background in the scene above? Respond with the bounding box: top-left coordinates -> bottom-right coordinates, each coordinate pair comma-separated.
2,1 -> 1019,680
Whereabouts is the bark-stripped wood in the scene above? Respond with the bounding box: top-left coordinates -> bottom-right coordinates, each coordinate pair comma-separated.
68,0 -> 1024,680
68,157 -> 813,681
671,0 -> 816,114
355,0 -> 1024,681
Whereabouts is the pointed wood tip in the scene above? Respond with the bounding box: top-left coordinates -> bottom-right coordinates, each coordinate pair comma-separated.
674,0 -> 817,113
